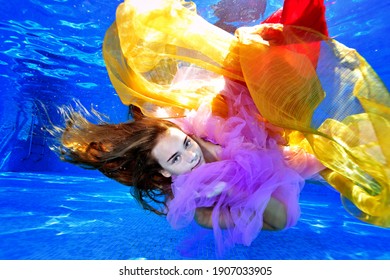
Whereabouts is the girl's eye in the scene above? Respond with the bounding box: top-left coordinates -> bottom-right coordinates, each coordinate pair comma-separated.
172,155 -> 181,164
185,139 -> 191,149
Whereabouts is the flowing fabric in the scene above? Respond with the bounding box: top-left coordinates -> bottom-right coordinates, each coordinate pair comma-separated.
167,76 -> 320,254
103,0 -> 390,228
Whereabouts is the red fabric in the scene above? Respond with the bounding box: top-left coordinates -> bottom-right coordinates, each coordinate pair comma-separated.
281,0 -> 328,36
263,0 -> 328,36
262,7 -> 283,24
261,0 -> 328,68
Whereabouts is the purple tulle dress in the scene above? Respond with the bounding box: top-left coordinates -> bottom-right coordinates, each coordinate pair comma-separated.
166,76 -> 323,254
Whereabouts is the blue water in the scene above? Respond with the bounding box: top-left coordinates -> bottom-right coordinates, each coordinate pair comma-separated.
0,0 -> 389,260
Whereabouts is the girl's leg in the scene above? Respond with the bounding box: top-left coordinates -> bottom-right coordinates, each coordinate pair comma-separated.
263,197 -> 287,230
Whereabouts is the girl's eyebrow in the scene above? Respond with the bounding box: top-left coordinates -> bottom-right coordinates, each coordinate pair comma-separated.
167,152 -> 179,163
166,136 -> 188,162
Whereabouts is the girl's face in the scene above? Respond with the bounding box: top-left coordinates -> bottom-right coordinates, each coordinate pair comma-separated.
152,127 -> 205,177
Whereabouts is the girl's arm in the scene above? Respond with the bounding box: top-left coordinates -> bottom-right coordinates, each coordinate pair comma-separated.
195,197 -> 287,231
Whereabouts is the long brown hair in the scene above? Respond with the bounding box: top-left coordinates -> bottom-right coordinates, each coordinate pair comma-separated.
52,105 -> 179,215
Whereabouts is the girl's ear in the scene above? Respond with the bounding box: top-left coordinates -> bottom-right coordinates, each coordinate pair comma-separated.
159,169 -> 172,178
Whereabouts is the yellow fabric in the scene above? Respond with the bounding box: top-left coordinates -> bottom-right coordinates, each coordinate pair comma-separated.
103,0 -> 242,117
103,0 -> 390,227
237,25 -> 390,227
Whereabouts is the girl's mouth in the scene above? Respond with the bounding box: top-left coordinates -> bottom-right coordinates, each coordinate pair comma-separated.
191,157 -> 202,170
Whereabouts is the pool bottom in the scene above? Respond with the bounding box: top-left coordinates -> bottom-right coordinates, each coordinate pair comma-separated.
0,172 -> 388,260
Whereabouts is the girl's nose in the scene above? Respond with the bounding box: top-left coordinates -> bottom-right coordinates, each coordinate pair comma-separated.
186,151 -> 198,163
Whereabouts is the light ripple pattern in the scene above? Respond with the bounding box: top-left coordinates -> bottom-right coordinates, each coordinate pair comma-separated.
0,0 -> 389,260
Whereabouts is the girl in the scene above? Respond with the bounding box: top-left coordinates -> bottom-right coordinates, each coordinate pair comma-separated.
56,76 -> 322,254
